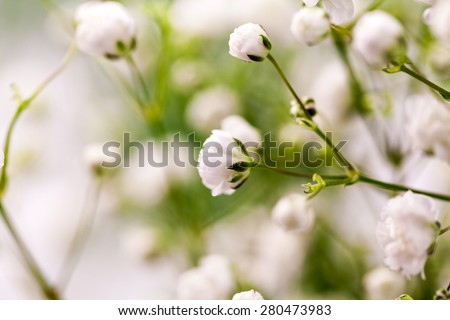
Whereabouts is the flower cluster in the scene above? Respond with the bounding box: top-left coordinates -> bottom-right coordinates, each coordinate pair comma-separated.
376,191 -> 440,278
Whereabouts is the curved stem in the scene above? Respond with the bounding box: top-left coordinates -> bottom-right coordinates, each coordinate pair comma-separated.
124,54 -> 150,115
0,43 -> 77,196
312,127 -> 357,175
359,174 -> 450,201
400,64 -> 450,101
267,54 -> 309,118
58,177 -> 103,290
0,203 -> 60,299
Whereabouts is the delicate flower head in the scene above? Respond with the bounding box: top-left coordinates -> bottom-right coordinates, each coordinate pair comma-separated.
186,86 -> 240,132
428,0 -> 450,44
232,289 -> 264,300
376,191 -> 440,278
220,115 -> 261,145
303,0 -> 354,25
75,1 -> 137,58
352,10 -> 406,68
271,193 -> 315,233
291,7 -> 330,46
363,267 -> 406,300
229,23 -> 271,62
406,94 -> 450,164
176,254 -> 234,299
198,130 -> 257,196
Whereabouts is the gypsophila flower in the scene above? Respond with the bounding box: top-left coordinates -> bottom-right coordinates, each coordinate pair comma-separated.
186,86 -> 240,132
198,130 -> 257,196
271,193 -> 315,233
220,115 -> 261,145
232,289 -> 264,300
376,191 -> 440,278
303,0 -> 354,25
363,267 -> 406,300
176,255 -> 234,299
352,11 -> 406,68
406,94 -> 450,163
291,7 -> 330,46
229,23 -> 271,62
428,0 -> 450,44
75,1 -> 137,58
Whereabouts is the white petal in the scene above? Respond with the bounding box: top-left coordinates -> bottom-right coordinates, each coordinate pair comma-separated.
323,0 -> 354,25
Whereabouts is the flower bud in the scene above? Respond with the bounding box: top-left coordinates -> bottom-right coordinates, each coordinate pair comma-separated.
428,0 -> 450,44
198,130 -> 257,196
176,255 -> 234,299
83,143 -> 108,175
363,267 -> 406,300
352,11 -> 406,68
232,289 -> 264,300
271,193 -> 315,233
75,1 -> 137,58
220,115 -> 261,145
229,23 -> 271,62
291,7 -> 330,46
303,0 -> 354,25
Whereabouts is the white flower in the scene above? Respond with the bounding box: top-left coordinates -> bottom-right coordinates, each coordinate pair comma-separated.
75,1 -> 137,58
291,7 -> 330,46
186,86 -> 240,132
176,254 -> 234,299
232,289 -> 264,300
428,0 -> 450,43
83,143 -> 110,173
363,267 -> 406,300
220,115 -> 261,145
352,11 -> 406,68
229,23 -> 271,62
376,191 -> 440,278
406,94 -> 450,163
120,225 -> 158,261
271,193 -> 315,233
303,0 -> 354,25
198,130 -> 256,196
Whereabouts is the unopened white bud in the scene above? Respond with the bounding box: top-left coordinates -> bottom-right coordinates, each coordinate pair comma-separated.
363,267 -> 406,300
75,1 -> 137,58
352,11 -> 406,68
428,0 -> 450,44
291,7 -> 330,46
229,23 -> 271,62
232,289 -> 264,300
271,193 -> 315,233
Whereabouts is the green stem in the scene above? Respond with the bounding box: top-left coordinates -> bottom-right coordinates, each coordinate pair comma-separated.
312,127 -> 358,175
58,177 -> 103,290
259,166 -> 348,181
0,203 -> 60,299
125,54 -> 151,114
400,64 -> 450,101
359,175 -> 450,201
0,43 -> 77,196
330,28 -> 369,114
267,54 -> 310,119
267,54 -> 357,176
439,226 -> 450,236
